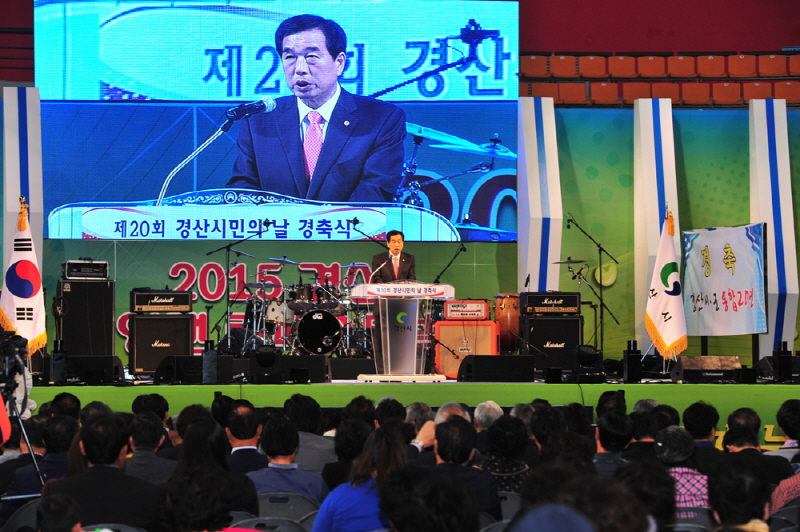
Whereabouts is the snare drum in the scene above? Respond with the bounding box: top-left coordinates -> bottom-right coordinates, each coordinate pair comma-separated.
494,293 -> 520,352
292,309 -> 342,355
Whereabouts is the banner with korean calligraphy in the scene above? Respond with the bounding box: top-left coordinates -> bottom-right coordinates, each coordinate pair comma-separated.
682,223 -> 767,336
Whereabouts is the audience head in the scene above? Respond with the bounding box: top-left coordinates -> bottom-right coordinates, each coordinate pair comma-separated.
682,401 -> 719,440
375,397 -> 405,427
629,411 -> 660,441
175,416 -> 230,475
721,425 -> 759,451
4,417 -> 21,450
80,416 -> 129,465
284,393 -> 323,434
43,415 -> 79,454
473,401 -> 503,430
321,408 -> 340,435
632,398 -> 659,413
708,462 -> 770,526
487,415 -> 529,460
405,402 -> 434,433
334,419 -> 373,462
23,415 -> 50,452
350,425 -> 407,494
518,459 -> 593,513
226,405 -> 262,442
597,410 -> 634,453
132,393 -> 170,422
434,402 -> 471,424
510,403 -> 535,435
530,406 -> 567,447
563,403 -> 592,437
37,494 -> 81,532
650,404 -> 680,430
78,401 -> 113,426
556,475 -> 650,532
167,470 -> 235,532
614,460 -> 676,532
776,399 -> 800,440
435,415 -> 476,465
726,407 -> 761,434
51,392 -> 81,420
129,411 -> 166,450
596,390 -> 627,419
341,395 -> 376,425
210,394 -> 234,428
654,426 -> 695,466
541,430 -> 596,463
262,416 -> 299,459
507,504 -> 593,532
176,404 -> 213,439
380,465 -> 479,532
531,398 -> 552,411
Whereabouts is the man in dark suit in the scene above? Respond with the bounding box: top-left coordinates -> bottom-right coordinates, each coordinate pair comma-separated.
43,416 -> 166,532
722,425 -> 794,486
371,230 -> 416,283
228,14 -> 406,203
226,405 -> 269,475
124,412 -> 177,486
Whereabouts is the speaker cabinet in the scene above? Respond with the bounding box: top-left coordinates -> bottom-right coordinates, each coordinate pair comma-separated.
250,354 -> 329,384
670,356 -> 742,383
754,355 -> 800,382
66,355 -> 123,384
153,355 -> 235,384
457,355 -> 536,382
434,321 -> 499,378
55,280 -> 115,357
130,314 -> 193,374
329,358 -> 376,380
520,315 -> 583,371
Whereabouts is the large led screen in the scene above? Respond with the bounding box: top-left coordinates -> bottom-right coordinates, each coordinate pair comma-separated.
35,0 -> 519,242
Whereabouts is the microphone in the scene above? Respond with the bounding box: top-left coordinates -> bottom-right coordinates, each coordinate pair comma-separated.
225,98 -> 277,121
566,218 -> 571,229
368,259 -> 390,283
460,243 -> 467,252
524,274 -> 530,288
263,219 -> 274,227
346,217 -> 360,225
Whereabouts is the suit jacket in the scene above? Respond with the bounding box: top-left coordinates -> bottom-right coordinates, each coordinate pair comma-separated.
124,448 -> 177,486
0,454 -> 69,525
42,465 -> 167,532
228,447 -> 270,475
229,90 -> 406,203
295,432 -> 337,474
371,251 -> 416,283
725,448 -> 795,485
435,463 -> 502,521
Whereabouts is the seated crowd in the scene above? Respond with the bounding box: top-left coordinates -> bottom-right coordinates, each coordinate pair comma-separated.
2,391 -> 800,532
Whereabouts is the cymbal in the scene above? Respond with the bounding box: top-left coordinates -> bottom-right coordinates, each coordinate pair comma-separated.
429,142 -> 517,160
553,259 -> 587,264
244,282 -> 283,289
341,263 -> 363,268
267,256 -> 299,264
406,123 -> 476,147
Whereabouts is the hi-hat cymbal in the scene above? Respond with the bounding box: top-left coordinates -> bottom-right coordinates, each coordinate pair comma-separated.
553,259 -> 587,264
406,123 -> 476,147
244,282 -> 283,289
341,263 -> 363,268
267,256 -> 299,264
429,142 -> 517,160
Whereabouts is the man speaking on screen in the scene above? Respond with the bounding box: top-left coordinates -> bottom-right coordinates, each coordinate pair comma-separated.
228,14 -> 407,203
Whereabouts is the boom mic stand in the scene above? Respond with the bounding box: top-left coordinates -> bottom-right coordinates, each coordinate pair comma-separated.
433,243 -> 467,284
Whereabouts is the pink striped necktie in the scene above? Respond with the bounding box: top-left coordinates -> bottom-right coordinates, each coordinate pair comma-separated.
393,255 -> 399,278
304,111 -> 324,182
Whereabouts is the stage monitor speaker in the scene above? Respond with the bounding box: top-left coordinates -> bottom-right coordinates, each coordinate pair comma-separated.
457,355 -> 536,382
56,280 -> 115,357
754,355 -> 800,382
434,321 -> 498,378
130,314 -> 193,374
329,358 -> 376,380
670,356 -> 741,383
154,355 -> 235,384
66,355 -> 123,384
250,354 -> 329,384
520,315 -> 583,372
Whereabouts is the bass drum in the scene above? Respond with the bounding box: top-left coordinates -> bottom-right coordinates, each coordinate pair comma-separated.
494,293 -> 520,353
292,309 -> 342,355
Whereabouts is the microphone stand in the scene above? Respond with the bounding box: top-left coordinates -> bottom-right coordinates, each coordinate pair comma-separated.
433,244 -> 467,284
205,223 -> 272,353
349,222 -> 391,250
563,225 -> 619,353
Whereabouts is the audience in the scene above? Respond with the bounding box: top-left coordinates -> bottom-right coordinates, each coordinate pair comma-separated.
13,385 -> 800,532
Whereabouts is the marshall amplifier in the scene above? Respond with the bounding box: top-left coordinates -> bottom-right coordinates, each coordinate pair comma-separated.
131,290 -> 193,313
520,315 -> 583,371
129,314 -> 194,374
521,292 -> 581,315
443,300 -> 490,320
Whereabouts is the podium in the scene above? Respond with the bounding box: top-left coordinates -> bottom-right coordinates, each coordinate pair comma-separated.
350,282 -> 455,379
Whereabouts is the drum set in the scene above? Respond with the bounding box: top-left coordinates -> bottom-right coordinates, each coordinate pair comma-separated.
222,264 -> 373,359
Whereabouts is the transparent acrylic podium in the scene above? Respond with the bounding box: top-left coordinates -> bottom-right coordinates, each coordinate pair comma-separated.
349,281 -> 455,382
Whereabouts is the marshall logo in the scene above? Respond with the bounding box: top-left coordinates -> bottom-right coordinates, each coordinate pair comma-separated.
544,341 -> 566,348
152,340 -> 172,348
542,298 -> 564,305
149,296 -> 175,304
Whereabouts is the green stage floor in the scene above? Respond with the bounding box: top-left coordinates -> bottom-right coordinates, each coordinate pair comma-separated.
28,381 -> 800,446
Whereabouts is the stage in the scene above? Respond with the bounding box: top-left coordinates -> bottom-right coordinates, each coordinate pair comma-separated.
27,380 -> 800,447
